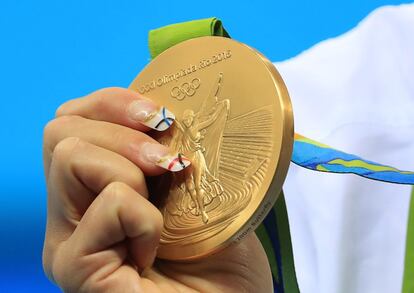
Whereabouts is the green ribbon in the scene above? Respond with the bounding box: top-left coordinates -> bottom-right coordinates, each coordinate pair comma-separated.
148,17 -> 229,59
148,17 -> 299,292
403,188 -> 414,293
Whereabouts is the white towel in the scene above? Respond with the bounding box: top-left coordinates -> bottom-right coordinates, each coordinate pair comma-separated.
276,4 -> 414,293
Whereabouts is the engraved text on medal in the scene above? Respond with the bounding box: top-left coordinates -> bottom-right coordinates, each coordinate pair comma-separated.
138,50 -> 232,95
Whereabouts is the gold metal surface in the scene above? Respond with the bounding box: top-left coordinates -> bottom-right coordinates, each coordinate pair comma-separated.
129,36 -> 294,261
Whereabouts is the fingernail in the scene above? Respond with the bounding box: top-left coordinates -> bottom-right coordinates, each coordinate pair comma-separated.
127,99 -> 175,131
140,143 -> 191,172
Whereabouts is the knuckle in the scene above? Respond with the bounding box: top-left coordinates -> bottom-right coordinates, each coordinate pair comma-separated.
53,137 -> 83,159
43,119 -> 59,143
103,181 -> 131,204
55,97 -> 85,117
43,115 -> 84,165
43,118 -> 63,155
92,91 -> 110,113
55,100 -> 72,117
43,115 -> 80,142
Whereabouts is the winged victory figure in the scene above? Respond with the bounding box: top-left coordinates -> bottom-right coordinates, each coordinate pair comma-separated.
161,73 -> 274,243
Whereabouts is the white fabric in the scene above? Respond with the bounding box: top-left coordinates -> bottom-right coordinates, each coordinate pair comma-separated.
276,4 -> 414,293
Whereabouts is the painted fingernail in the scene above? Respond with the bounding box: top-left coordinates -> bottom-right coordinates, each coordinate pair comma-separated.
127,99 -> 175,131
157,152 -> 191,172
140,143 -> 191,172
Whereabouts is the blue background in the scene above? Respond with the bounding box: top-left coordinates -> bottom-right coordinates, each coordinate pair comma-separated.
0,0 -> 411,291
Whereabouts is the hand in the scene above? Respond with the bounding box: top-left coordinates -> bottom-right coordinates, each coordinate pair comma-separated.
42,88 -> 273,293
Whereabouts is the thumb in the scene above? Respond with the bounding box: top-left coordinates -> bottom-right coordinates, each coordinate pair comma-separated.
52,182 -> 163,291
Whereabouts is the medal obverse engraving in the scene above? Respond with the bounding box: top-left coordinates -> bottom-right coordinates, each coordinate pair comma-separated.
130,36 -> 293,260
159,73 -> 274,245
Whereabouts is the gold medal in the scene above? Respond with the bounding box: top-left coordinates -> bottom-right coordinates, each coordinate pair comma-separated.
129,36 -> 294,260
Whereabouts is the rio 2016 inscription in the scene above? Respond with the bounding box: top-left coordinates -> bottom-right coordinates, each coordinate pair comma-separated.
137,50 -> 231,95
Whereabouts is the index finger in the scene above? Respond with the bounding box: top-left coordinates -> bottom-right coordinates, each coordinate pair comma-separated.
56,87 -> 175,132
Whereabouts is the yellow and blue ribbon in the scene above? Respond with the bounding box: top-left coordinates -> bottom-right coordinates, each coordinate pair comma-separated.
292,134 -> 414,184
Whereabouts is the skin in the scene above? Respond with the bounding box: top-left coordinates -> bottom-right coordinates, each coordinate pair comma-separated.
42,87 -> 273,293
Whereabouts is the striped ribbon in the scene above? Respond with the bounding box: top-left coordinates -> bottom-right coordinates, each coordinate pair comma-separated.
293,134 -> 414,184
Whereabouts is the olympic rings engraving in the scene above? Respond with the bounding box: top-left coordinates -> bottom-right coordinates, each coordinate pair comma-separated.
170,78 -> 201,100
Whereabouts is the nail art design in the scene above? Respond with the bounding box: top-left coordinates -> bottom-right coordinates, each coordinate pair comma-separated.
145,107 -> 175,131
128,100 -> 175,131
156,153 -> 191,172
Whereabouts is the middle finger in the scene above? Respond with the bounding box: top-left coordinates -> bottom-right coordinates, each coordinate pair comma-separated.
43,115 -> 190,177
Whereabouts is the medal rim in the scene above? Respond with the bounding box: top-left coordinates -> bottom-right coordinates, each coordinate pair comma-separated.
129,36 -> 294,261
